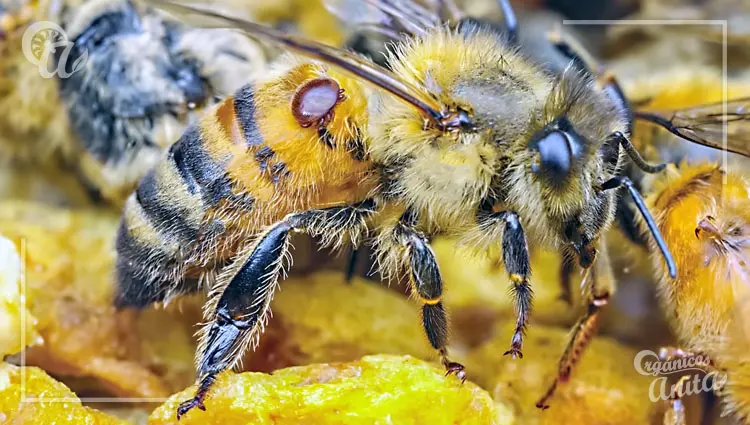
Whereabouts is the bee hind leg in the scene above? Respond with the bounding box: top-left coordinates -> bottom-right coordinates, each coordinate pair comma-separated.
176,199 -> 377,420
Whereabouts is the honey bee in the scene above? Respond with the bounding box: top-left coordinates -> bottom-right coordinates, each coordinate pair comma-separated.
115,0 -> 750,418
0,0 -> 266,205
638,162 -> 750,425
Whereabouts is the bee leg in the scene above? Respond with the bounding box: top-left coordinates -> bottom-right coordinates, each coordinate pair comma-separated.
345,246 -> 360,283
176,200 -> 376,420
394,210 -> 465,382
500,212 -> 532,359
537,239 -> 614,409
477,210 -> 532,359
664,375 -> 691,425
558,254 -> 575,305
474,202 -> 533,358
657,348 -> 718,425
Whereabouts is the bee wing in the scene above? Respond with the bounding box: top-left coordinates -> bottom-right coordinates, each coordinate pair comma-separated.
636,98 -> 750,158
324,0 -> 442,38
145,0 -> 445,124
140,0 -> 254,27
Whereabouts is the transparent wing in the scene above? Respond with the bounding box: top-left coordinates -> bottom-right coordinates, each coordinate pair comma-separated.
144,0 -> 446,125
635,98 -> 750,158
324,0 -> 445,39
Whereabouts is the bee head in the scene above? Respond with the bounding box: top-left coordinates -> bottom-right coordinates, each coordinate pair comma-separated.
528,116 -> 584,186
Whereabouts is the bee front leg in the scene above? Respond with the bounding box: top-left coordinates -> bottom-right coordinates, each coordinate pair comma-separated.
657,348 -> 715,425
559,254 -> 575,305
391,209 -> 465,381
176,199 -> 377,420
664,375 -> 690,425
477,209 -> 533,359
537,237 -> 614,409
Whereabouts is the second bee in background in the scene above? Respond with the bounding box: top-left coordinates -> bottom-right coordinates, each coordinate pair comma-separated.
638,162 -> 750,425
0,0 -> 267,206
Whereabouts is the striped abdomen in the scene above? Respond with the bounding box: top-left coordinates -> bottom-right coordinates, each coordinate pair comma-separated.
114,112 -> 244,308
115,63 -> 375,309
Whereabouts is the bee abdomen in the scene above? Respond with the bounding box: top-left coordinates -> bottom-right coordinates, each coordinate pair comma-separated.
115,120 -> 241,308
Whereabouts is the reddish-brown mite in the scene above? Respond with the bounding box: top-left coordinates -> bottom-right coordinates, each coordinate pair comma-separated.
291,77 -> 345,129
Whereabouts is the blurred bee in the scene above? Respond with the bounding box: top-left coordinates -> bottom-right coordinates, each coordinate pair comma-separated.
613,98 -> 750,249
227,0 -> 347,46
628,0 -> 750,46
0,0 -> 265,205
637,162 -> 750,425
603,0 -> 750,78
329,0 -> 583,74
114,0 -> 750,418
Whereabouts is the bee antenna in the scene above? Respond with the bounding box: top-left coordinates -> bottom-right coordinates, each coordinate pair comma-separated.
609,131 -> 666,174
601,176 -> 677,278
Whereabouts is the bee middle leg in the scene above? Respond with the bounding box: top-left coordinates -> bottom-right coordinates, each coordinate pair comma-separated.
537,237 -> 614,409
390,209 -> 465,380
176,199 -> 377,420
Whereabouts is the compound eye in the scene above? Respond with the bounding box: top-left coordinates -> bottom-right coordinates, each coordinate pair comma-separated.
531,130 -> 572,180
291,77 -> 343,128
